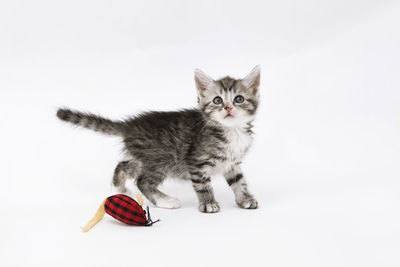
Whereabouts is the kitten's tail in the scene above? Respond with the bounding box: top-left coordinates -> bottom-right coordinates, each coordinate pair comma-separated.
56,108 -> 124,136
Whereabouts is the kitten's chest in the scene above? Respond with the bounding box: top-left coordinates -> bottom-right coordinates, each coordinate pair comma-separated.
221,128 -> 253,163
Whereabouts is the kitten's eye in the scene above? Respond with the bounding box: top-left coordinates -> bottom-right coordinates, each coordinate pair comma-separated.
234,95 -> 245,103
213,96 -> 223,105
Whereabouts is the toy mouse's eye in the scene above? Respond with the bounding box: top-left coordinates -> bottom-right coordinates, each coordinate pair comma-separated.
234,95 -> 245,103
213,96 -> 223,105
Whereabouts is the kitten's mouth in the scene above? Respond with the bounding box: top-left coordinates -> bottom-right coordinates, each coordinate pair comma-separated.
224,113 -> 234,119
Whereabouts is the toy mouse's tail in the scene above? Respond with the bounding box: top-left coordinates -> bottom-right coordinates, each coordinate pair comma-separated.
57,108 -> 124,136
81,198 -> 107,232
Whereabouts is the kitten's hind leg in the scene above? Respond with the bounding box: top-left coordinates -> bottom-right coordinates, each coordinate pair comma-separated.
136,171 -> 181,209
112,160 -> 141,194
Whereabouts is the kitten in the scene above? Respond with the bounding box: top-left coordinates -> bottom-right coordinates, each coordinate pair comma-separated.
57,66 -> 260,213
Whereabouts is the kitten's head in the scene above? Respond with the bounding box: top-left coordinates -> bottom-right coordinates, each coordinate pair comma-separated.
195,66 -> 260,127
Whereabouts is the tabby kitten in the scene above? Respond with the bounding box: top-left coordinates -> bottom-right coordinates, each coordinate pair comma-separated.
57,66 -> 260,213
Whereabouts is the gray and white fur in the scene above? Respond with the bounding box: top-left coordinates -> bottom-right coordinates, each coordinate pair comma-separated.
57,66 -> 261,213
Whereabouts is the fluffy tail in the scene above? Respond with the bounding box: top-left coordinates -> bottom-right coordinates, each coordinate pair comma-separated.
56,108 -> 124,136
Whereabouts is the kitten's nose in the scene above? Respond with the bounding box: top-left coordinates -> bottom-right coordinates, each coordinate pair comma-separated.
224,106 -> 233,113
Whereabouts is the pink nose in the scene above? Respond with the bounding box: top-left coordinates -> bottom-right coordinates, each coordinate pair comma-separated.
224,106 -> 233,113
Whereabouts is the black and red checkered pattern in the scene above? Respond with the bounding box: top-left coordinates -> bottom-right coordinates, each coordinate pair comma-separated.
104,194 -> 148,226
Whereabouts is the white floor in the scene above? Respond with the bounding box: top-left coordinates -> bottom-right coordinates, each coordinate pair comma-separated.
1,1 -> 399,266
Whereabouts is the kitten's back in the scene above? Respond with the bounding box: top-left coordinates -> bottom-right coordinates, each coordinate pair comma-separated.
121,109 -> 205,163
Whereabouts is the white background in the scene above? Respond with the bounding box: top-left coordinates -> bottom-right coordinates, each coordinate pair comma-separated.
1,0 -> 399,266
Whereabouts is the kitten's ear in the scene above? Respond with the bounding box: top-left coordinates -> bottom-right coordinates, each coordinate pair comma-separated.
194,69 -> 214,97
242,65 -> 260,95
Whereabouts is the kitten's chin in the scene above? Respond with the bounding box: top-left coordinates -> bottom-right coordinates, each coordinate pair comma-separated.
214,115 -> 253,128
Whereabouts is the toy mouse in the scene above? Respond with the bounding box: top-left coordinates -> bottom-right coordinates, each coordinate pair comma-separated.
81,194 -> 159,232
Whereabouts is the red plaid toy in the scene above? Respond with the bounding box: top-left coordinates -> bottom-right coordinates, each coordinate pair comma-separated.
81,194 -> 159,232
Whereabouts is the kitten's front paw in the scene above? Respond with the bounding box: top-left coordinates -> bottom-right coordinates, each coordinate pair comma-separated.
199,202 -> 220,213
237,197 -> 258,209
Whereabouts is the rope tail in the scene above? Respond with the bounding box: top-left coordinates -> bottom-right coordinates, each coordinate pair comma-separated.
80,198 -> 107,232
